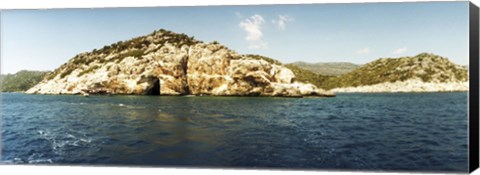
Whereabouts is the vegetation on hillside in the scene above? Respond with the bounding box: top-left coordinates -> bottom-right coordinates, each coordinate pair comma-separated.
1,70 -> 49,92
320,53 -> 468,90
245,53 -> 468,91
284,64 -> 332,87
244,54 -> 332,87
45,29 -> 202,80
290,61 -> 360,76
245,54 -> 283,65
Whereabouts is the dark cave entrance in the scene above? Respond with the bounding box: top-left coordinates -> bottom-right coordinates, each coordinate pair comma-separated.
146,78 -> 161,95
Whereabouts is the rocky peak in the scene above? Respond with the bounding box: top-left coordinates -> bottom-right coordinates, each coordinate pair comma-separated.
27,29 -> 334,97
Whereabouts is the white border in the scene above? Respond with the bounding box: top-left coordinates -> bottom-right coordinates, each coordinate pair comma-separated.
0,165 -> 471,175
0,0 -> 479,175
0,0 -> 469,9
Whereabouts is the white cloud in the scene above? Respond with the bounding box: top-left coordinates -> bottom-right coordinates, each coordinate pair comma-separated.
239,14 -> 267,49
356,47 -> 370,54
392,47 -> 408,54
272,15 -> 294,30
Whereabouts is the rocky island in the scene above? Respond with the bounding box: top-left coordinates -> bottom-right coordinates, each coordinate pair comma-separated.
320,53 -> 469,93
26,29 -> 334,97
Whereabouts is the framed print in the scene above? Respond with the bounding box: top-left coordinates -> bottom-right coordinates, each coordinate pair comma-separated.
1,1 -> 479,174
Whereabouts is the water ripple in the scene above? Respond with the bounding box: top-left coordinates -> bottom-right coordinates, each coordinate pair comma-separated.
1,93 -> 469,172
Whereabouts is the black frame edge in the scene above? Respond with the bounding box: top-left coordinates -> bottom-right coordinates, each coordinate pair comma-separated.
469,1 -> 480,173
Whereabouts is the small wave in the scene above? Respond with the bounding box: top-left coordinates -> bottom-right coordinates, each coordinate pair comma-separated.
37,130 -> 46,136
28,159 -> 53,164
37,129 -> 93,154
2,158 -> 24,164
16,153 -> 55,164
209,113 -> 224,117
79,138 -> 92,143
119,103 -> 125,107
28,153 -> 53,164
127,140 -> 148,147
37,130 -> 54,141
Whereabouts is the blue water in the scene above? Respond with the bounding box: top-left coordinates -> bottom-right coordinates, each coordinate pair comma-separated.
1,92 -> 468,172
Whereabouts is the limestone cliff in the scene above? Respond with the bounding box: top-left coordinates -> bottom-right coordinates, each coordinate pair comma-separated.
26,29 -> 334,97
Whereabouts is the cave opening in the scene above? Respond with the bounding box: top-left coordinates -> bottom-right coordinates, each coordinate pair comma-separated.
146,78 -> 161,95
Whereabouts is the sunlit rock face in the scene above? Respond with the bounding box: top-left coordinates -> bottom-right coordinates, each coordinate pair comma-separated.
26,29 -> 334,97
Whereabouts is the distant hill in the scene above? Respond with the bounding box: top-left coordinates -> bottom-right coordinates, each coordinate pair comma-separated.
320,53 -> 468,90
288,61 -> 360,76
244,54 -> 332,88
1,70 -> 49,92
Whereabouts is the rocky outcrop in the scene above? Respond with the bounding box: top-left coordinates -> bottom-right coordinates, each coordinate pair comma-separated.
26,29 -> 334,97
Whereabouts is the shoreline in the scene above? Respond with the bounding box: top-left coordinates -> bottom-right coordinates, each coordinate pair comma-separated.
330,80 -> 469,93
12,91 -> 334,98
333,91 -> 468,94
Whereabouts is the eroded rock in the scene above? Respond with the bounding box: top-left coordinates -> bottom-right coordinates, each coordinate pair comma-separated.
26,30 -> 333,97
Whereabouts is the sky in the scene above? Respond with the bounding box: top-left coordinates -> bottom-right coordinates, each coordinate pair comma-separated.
1,1 -> 470,74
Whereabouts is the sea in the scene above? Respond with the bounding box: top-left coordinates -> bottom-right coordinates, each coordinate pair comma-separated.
0,92 -> 469,172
